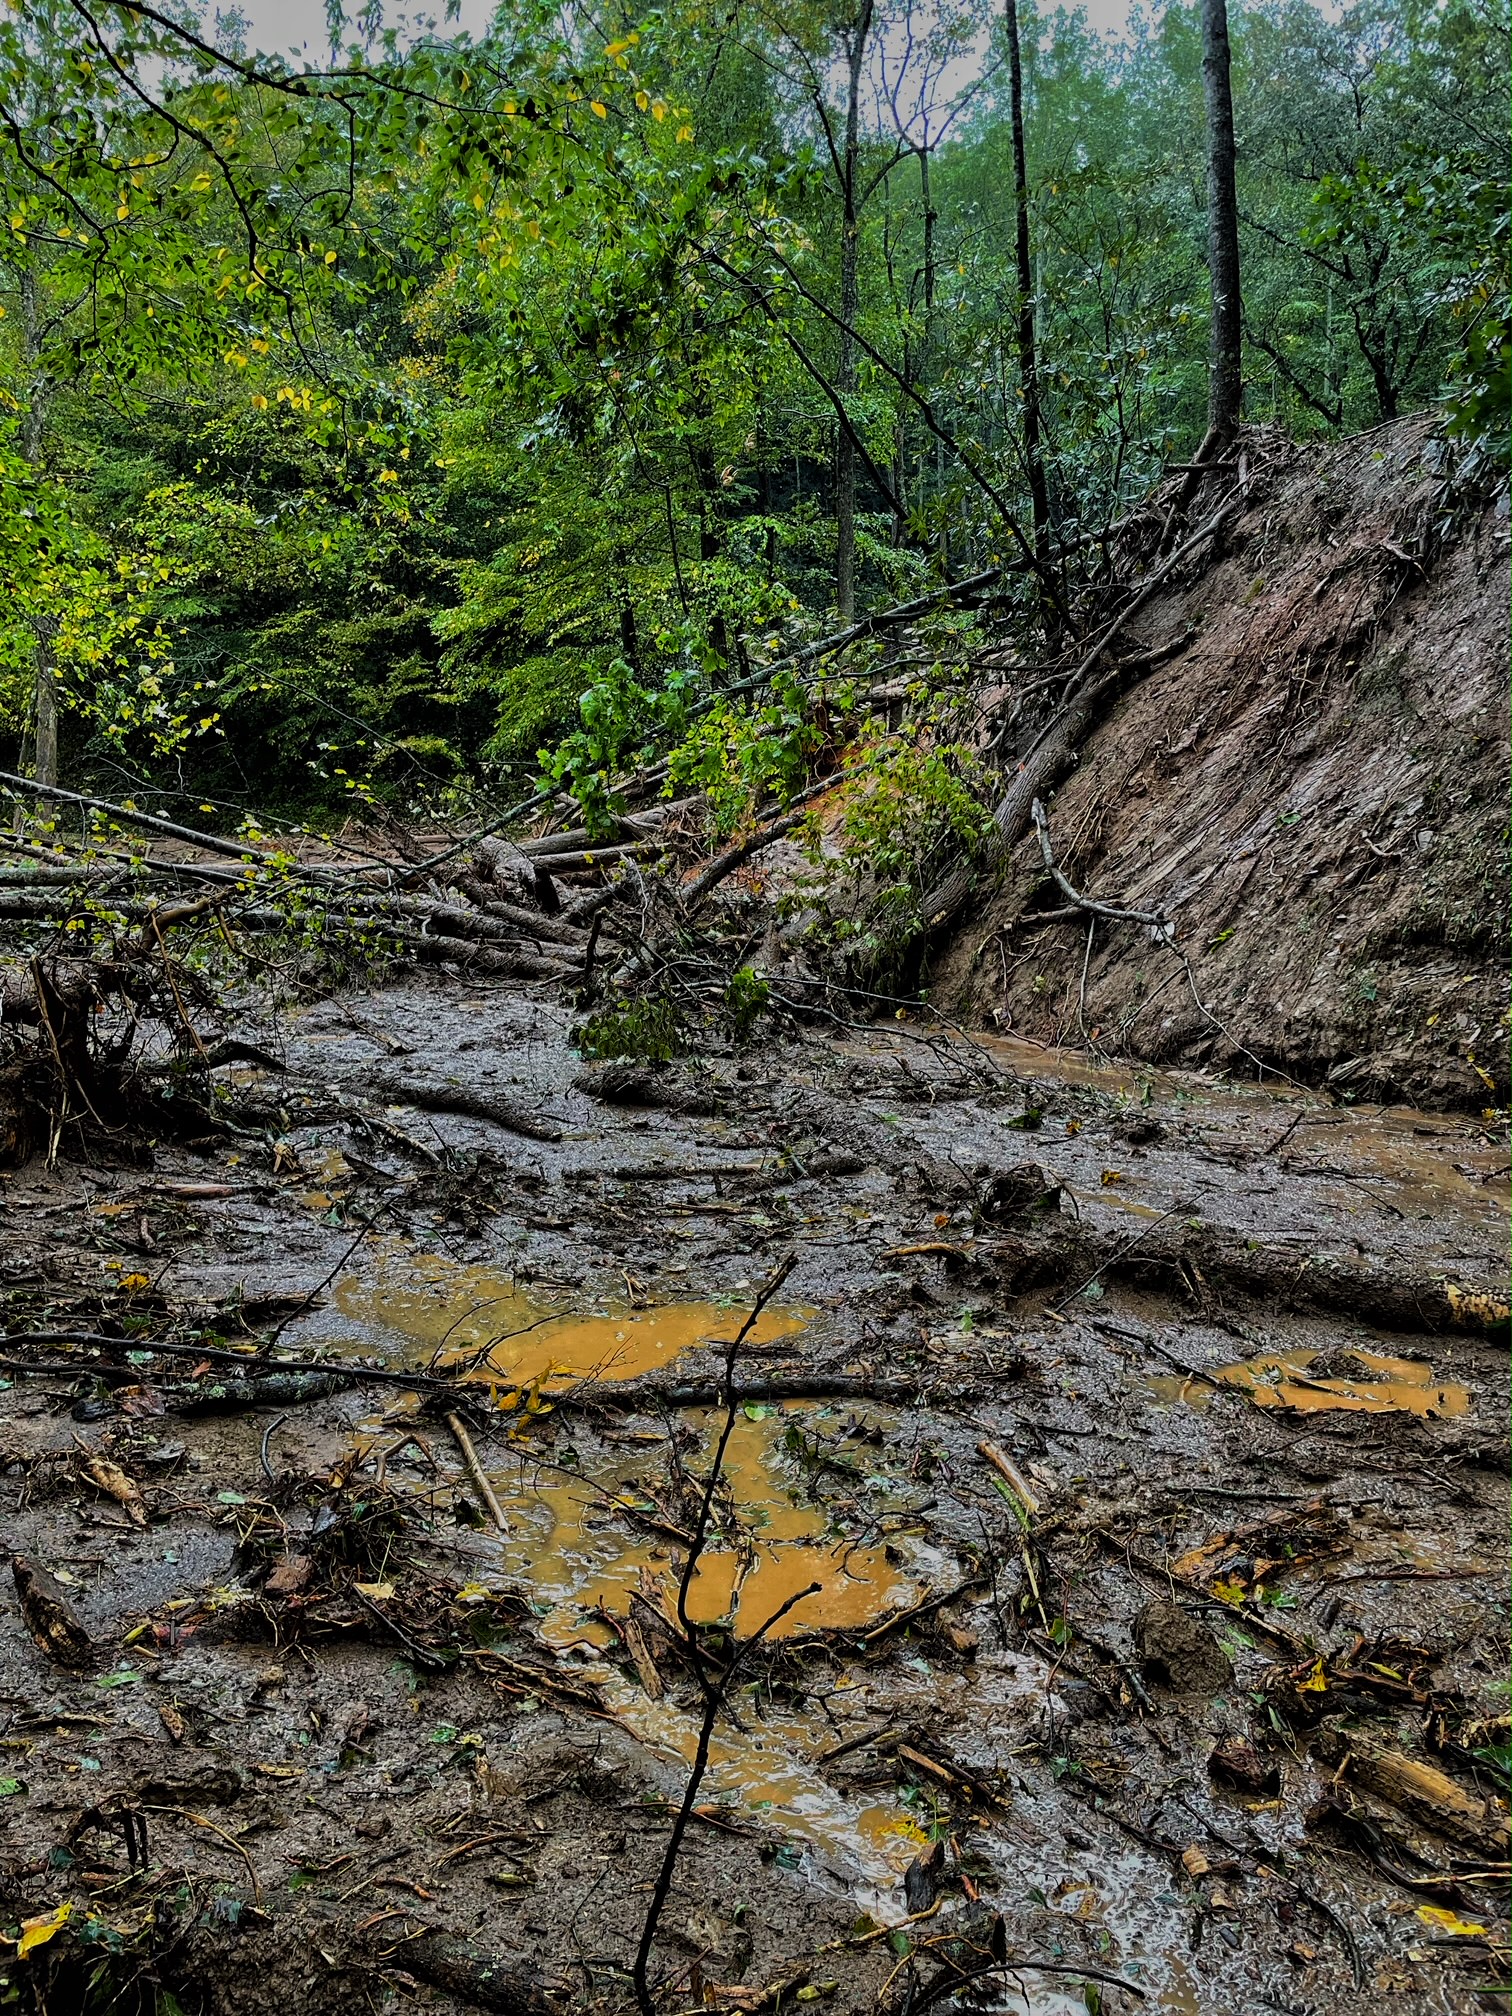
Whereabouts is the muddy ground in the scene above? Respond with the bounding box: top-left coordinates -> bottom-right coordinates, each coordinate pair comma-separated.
0,973 -> 1507,2016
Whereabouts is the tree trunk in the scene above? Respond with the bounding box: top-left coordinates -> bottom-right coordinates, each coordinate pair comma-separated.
1005,0 -> 1052,593
1201,0 -> 1243,443
20,267 -> 58,794
917,144 -> 947,561
834,0 -> 874,624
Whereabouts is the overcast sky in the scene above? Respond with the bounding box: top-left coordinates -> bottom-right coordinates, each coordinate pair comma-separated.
216,0 -> 1148,64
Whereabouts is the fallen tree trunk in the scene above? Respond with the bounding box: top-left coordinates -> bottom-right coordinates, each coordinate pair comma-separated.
981,1218 -> 1510,1334
360,1071 -> 564,1143
1314,1726 -> 1509,1857
921,489 -> 1244,932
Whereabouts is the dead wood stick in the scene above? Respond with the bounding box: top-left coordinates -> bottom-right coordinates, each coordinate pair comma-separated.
0,768 -> 286,865
977,1439 -> 1041,1515
446,1412 -> 508,1531
1030,799 -> 1170,928
682,806 -> 811,909
513,840 -> 657,874
519,796 -> 703,857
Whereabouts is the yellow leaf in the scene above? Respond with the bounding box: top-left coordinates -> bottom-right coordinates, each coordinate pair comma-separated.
590,100 -> 607,117
119,1273 -> 150,1294
455,1582 -> 493,1603
676,123 -> 695,142
324,249 -> 337,265
377,468 -> 399,483
1297,1658 -> 1329,1694
1416,1905 -> 1488,1938
352,1581 -> 394,1601
117,202 -> 130,220
1212,1578 -> 1246,1606
251,393 -> 268,409
18,1901 -> 72,1958
1100,1168 -> 1125,1185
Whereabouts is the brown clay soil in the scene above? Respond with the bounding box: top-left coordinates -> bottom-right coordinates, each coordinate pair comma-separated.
1,975 -> 1508,2016
934,418 -> 1510,1110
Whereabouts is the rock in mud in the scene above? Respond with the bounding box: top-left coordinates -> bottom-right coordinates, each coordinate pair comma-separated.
1134,1599 -> 1233,1694
11,1553 -> 93,1668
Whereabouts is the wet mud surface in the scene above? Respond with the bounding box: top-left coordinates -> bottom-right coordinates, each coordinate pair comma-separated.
1,975 -> 1507,2015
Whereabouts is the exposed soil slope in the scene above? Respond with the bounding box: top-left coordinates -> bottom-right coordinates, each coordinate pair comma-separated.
936,419 -> 1509,1108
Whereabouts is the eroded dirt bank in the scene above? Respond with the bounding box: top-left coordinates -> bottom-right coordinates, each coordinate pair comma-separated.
934,421 -> 1510,1110
1,974 -> 1507,2015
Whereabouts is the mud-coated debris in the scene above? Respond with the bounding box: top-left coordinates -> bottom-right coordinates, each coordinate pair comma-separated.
975,1161 -> 1064,1225
574,1061 -> 674,1106
674,1907 -> 752,1968
11,1553 -> 93,1668
904,1835 -> 945,1912
132,1759 -> 244,1807
388,1929 -> 566,2015
1133,1599 -> 1233,1694
263,1553 -> 315,1597
1114,1112 -> 1164,1146
1209,1736 -> 1281,1794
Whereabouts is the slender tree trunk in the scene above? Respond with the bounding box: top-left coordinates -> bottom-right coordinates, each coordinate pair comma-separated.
917,143 -> 947,560
834,0 -> 873,623
1004,0 -> 1051,591
1201,0 -> 1243,443
20,267 -> 58,794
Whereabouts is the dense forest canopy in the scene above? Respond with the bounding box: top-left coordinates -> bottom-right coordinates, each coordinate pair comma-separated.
0,0 -> 1505,834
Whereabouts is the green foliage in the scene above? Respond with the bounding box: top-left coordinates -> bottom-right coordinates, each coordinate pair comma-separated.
0,0 -> 1502,811
723,965 -> 771,1040
669,670 -> 822,836
574,996 -> 682,1062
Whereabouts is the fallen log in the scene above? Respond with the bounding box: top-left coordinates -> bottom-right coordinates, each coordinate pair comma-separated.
983,1219 -> 1510,1334
921,489 -> 1244,931
360,1071 -> 564,1143
1315,1726 -> 1509,1858
406,931 -> 581,981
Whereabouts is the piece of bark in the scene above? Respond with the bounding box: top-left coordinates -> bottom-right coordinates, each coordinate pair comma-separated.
1315,1727 -> 1508,1857
81,1454 -> 149,1527
12,1554 -> 93,1668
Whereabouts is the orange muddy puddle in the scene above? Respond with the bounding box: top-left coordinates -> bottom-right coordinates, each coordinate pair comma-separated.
1146,1345 -> 1470,1418
331,1258 -> 962,1892
331,1249 -> 809,1389
389,1406 -> 926,1647
353,1385 -> 945,1891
